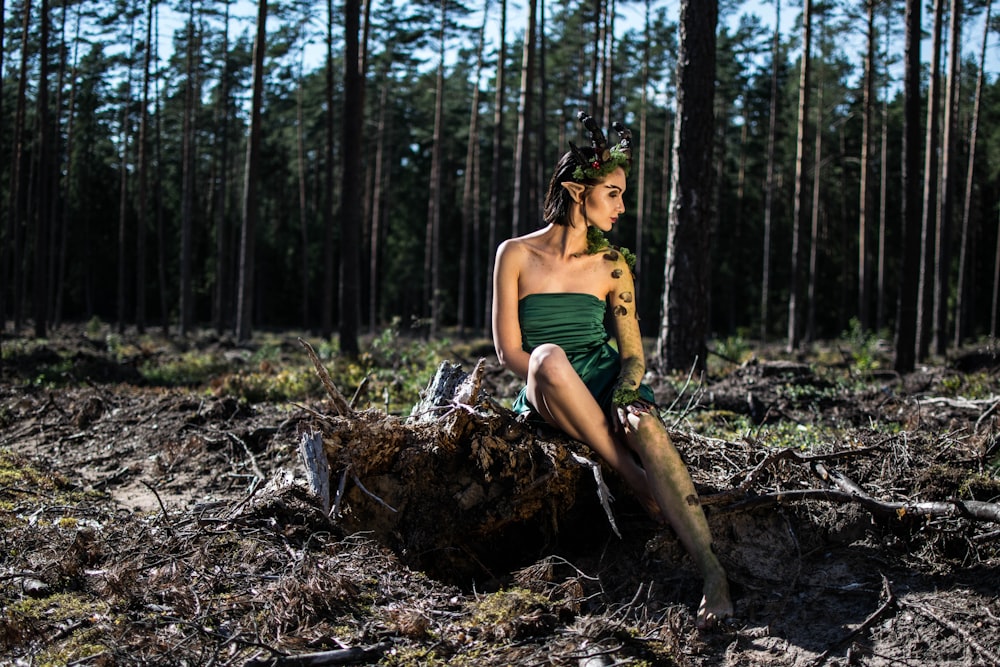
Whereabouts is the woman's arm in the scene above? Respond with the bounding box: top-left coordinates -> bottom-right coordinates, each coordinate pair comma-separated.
608,252 -> 646,401
491,240 -> 531,380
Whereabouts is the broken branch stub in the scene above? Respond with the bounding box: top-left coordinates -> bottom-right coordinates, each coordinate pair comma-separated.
298,337 -> 352,416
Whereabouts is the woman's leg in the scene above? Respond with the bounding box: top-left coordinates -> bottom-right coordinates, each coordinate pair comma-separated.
622,409 -> 733,629
526,345 -> 661,520
526,345 -> 731,627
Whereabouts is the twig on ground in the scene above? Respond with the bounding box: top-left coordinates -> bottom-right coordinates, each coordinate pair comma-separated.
288,401 -> 336,422
809,575 -> 897,667
140,480 -> 175,538
227,432 -> 266,482
720,487 -> 1000,526
975,398 -> 1000,433
243,641 -> 393,666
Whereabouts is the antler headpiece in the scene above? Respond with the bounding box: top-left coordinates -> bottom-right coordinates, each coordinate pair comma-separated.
568,111 -> 633,181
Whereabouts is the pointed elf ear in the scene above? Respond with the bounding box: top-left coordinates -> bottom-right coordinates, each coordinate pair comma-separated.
561,181 -> 587,203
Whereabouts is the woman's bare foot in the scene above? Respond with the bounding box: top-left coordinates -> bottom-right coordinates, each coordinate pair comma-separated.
696,571 -> 733,630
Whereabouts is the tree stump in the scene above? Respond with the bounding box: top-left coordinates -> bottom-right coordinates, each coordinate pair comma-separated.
298,358 -> 622,585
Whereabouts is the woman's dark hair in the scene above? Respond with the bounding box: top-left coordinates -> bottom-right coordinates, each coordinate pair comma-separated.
541,147 -> 606,226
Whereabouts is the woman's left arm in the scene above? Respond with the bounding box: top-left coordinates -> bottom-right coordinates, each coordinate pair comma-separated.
607,252 -> 645,404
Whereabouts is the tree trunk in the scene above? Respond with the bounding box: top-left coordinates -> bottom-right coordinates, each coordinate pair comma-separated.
653,92 -> 673,326
635,0 -> 651,297
993,206 -> 1000,339
136,0 -> 154,334
654,0 -> 717,374
117,9 -> 136,335
6,0 -> 32,332
837,125 -> 850,327
876,4 -> 891,332
484,0 -> 507,336
46,0 -> 66,327
54,6 -> 82,327
322,0 -> 335,339
895,0 -> 923,374
534,0 -> 546,232
33,0 -> 52,338
806,54 -> 823,344
858,0 -> 876,332
213,0 -> 232,335
236,0 -> 267,342
955,0 -> 990,348
423,0 -> 446,337
760,0 -> 781,343
153,5 -> 169,335
458,7 -> 488,335
180,3 -> 197,337
916,0 -> 943,361
368,65 -> 390,335
731,118 -> 748,335
933,0 -> 961,355
0,0 -> 5,333
340,0 -> 363,356
786,0 -> 811,353
510,0 -> 536,237
296,60 -> 310,330
600,0 -> 614,130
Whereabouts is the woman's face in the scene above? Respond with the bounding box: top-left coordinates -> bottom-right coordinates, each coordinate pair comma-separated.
583,167 -> 627,232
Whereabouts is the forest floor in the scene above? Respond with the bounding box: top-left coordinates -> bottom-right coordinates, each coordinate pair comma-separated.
1,324 -> 999,667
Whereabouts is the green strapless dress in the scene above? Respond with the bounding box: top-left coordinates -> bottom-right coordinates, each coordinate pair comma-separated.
511,292 -> 655,415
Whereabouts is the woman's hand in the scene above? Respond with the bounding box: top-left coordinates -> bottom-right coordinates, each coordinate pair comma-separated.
611,378 -> 657,433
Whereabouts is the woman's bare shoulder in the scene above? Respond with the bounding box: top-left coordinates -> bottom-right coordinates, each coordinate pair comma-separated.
497,234 -> 545,261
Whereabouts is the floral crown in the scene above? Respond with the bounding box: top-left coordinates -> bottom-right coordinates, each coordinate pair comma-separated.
569,111 -> 633,181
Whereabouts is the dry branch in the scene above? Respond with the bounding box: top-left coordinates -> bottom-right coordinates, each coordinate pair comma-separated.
809,575 -> 897,667
298,337 -> 352,416
244,641 -> 393,667
701,444 -> 1000,528
917,395 -> 999,410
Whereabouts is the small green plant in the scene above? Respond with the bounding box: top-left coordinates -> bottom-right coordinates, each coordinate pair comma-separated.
689,410 -> 754,441
85,316 -> 104,337
342,320 -> 449,412
215,366 -> 321,403
3,593 -> 110,666
464,587 -> 552,628
714,331 -> 752,365
140,350 -> 230,386
840,318 -> 886,372
938,371 -> 997,400
31,357 -> 75,387
752,420 -> 846,451
251,342 -> 283,365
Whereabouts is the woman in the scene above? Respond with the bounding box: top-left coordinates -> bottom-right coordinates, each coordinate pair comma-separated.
491,112 -> 733,630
